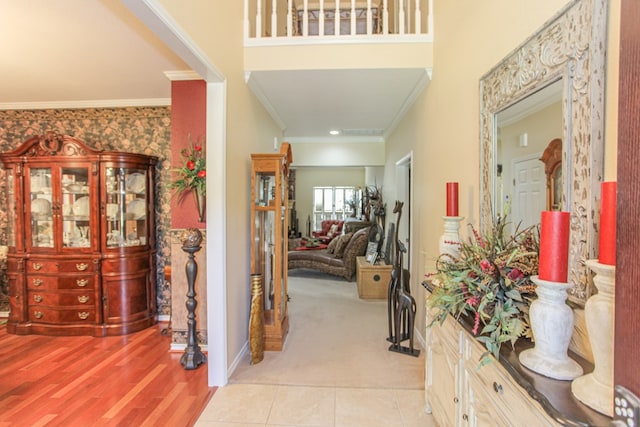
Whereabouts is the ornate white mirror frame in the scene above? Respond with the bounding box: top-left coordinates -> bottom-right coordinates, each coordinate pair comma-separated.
479,0 -> 607,305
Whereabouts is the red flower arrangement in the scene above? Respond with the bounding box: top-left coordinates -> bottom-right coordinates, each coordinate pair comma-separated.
428,212 -> 539,365
170,135 -> 206,198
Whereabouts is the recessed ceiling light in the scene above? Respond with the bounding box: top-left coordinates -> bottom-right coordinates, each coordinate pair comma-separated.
329,130 -> 340,135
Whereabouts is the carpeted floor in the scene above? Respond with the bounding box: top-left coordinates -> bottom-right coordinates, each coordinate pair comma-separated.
230,269 -> 425,389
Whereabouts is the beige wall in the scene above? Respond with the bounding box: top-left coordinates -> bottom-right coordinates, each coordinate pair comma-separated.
158,0 -> 621,372
383,0 -> 620,345
291,141 -> 386,166
157,0 -> 284,367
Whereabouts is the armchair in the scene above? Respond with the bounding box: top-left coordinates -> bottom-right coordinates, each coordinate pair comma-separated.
312,220 -> 344,244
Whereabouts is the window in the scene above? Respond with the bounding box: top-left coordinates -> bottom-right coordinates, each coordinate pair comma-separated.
312,186 -> 357,230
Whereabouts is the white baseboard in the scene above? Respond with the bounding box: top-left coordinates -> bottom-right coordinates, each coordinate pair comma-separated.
170,343 -> 209,352
227,341 -> 249,378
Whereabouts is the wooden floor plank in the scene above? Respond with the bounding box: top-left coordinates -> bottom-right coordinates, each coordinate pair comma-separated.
0,323 -> 215,426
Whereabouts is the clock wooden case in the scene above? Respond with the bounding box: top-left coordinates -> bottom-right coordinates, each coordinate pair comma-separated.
0,132 -> 157,336
250,143 -> 292,350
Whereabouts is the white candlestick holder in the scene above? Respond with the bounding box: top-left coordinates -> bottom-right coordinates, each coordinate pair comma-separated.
571,260 -> 615,417
439,216 -> 463,261
519,275 -> 583,380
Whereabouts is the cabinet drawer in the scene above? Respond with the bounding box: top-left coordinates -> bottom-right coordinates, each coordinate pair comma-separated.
28,275 -> 95,291
464,338 -> 555,426
101,256 -> 149,274
29,291 -> 95,307
28,307 -> 97,324
28,259 -> 96,273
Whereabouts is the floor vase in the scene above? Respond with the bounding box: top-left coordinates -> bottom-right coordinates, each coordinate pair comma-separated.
249,274 -> 265,364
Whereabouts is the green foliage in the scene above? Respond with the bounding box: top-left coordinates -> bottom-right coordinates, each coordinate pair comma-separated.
428,212 -> 539,365
169,135 -> 206,199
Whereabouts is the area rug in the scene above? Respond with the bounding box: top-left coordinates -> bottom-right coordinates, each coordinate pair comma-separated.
230,269 -> 424,389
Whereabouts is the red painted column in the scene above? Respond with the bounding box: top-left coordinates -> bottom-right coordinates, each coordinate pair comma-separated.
171,80 -> 206,229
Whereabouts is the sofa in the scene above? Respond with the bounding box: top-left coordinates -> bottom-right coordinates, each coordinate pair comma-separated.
288,226 -> 370,281
312,219 -> 344,244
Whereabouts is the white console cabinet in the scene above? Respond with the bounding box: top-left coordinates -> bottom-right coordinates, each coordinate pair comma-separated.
424,284 -> 611,427
426,313 -> 556,426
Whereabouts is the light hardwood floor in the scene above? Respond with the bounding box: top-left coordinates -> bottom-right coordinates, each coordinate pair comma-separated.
0,322 -> 214,426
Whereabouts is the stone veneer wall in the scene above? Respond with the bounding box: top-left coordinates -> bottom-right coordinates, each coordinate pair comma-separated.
0,107 -> 174,316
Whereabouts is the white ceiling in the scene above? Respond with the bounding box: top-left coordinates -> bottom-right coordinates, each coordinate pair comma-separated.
246,68 -> 429,142
0,0 -> 187,106
0,0 -> 428,143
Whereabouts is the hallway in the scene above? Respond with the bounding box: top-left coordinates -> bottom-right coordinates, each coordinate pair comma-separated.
195,270 -> 433,427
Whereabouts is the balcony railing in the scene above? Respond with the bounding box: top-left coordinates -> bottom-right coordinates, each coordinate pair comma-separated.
245,0 -> 432,45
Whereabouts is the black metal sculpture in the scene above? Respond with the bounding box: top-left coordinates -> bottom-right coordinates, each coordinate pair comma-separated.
387,201 -> 420,357
389,242 -> 420,357
180,228 -> 207,370
387,202 -> 405,343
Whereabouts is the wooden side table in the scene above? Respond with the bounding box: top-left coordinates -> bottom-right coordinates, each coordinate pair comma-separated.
356,256 -> 392,299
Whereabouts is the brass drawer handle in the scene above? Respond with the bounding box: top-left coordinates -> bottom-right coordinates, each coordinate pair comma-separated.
32,263 -> 43,271
33,295 -> 43,303
76,279 -> 89,287
78,312 -> 90,320
33,278 -> 43,287
34,311 -> 43,319
77,295 -> 89,304
76,263 -> 89,271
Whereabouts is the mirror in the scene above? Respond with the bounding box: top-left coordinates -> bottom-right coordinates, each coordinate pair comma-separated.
495,80 -> 563,231
479,0 -> 607,304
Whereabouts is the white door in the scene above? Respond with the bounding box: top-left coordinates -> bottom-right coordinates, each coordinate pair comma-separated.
512,155 -> 545,230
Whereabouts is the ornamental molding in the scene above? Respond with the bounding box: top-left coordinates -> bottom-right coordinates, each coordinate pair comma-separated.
479,0 -> 607,304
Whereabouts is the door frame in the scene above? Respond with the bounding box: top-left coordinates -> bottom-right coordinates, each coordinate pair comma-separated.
395,152 -> 413,271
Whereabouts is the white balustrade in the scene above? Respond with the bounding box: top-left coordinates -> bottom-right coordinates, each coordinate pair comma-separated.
245,0 -> 432,43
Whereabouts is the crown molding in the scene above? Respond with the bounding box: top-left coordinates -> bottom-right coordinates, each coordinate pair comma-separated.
0,98 -> 171,111
164,70 -> 202,81
122,0 -> 224,83
244,71 -> 287,131
384,67 -> 431,140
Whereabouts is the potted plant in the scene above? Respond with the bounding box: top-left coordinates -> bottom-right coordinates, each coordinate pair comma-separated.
428,212 -> 539,365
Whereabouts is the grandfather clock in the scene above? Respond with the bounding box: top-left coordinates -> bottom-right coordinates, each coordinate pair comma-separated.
250,143 -> 292,350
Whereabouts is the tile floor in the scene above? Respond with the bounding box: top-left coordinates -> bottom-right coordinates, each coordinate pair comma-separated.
195,383 -> 436,427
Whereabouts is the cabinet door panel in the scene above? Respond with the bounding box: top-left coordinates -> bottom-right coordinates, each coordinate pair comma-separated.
103,273 -> 150,323
429,322 -> 461,427
464,336 -> 555,426
464,370 -> 513,427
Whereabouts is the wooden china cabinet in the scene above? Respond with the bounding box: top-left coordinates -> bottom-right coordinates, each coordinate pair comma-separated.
250,143 -> 292,350
0,132 -> 157,336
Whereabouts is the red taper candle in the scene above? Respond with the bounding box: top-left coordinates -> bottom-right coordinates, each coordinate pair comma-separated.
598,181 -> 617,265
446,182 -> 459,216
539,211 -> 570,282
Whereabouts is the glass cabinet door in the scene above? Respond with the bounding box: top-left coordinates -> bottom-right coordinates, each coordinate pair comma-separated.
61,167 -> 91,249
104,167 -> 148,248
255,172 -> 276,206
28,168 -> 53,249
6,169 -> 16,248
